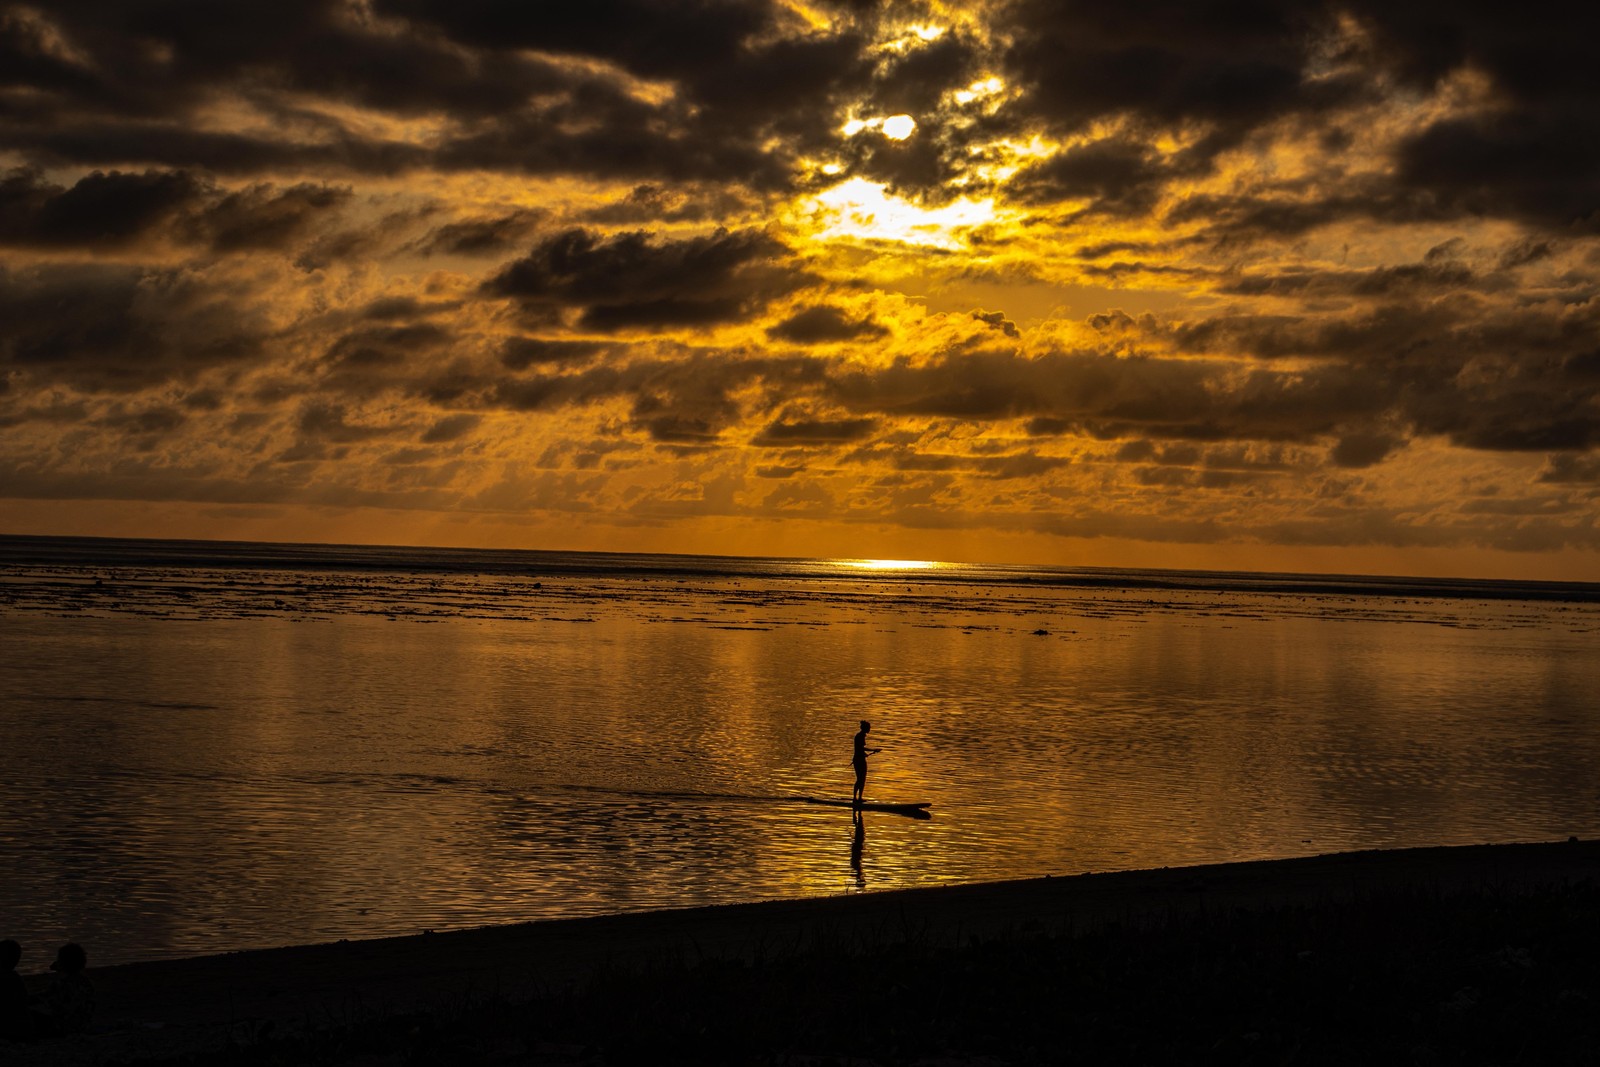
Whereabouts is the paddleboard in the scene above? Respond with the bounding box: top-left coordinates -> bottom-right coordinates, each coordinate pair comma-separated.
801,796 -> 933,819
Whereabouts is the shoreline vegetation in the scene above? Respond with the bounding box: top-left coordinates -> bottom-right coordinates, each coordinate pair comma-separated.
9,840 -> 1599,1065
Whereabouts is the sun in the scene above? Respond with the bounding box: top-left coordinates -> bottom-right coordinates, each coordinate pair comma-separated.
881,114 -> 916,140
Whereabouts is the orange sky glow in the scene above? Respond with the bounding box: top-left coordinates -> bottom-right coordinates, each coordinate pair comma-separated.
2,1 -> 1599,580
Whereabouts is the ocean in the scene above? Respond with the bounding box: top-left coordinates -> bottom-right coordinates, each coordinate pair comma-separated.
4,534 -> 1599,966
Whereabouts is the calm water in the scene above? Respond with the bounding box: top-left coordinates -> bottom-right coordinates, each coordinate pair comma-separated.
4,536 -> 1600,966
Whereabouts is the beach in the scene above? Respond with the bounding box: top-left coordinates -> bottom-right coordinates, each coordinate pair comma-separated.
10,838 -> 1600,1065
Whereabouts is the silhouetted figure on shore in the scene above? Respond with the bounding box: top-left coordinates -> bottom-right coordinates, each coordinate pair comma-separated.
852,720 -> 880,805
29,943 -> 93,1038
0,940 -> 26,1041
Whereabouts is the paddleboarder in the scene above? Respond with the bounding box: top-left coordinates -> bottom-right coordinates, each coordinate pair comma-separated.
852,720 -> 881,806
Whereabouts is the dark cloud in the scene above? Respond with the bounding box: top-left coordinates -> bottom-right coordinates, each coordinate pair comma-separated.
2,119 -> 408,174
767,306 -> 888,344
1162,293 -> 1600,452
0,8 -> 103,111
358,296 -> 459,322
3,1 -> 1593,234
1134,465 -> 1265,489
973,451 -> 1071,479
839,120 -> 971,196
373,7 -> 871,183
0,167 -> 199,246
582,184 -> 754,225
0,167 -> 351,252
1214,251 -> 1478,300
1344,0 -> 1600,232
989,2 -> 1600,231
275,399 -> 406,462
291,208 -> 421,273
971,310 -> 1019,338
1395,108 -> 1600,233
95,403 -> 187,438
420,413 -> 480,443
0,262 -> 265,391
843,443 -> 1069,480
1114,438 -> 1300,473
1330,431 -> 1401,469
388,3 -> 872,190
0,1 -> 845,190
2,0 -> 577,119
430,95 -> 787,189
1163,182 -> 1459,243
185,182 -> 352,251
499,338 -> 608,370
485,228 -> 810,330
1458,495 -> 1578,517
753,417 -> 878,446
1007,138 -> 1189,215
1537,454 -> 1600,484
324,324 -> 450,370
484,352 -> 826,453
375,0 -> 775,82
817,344 -> 1380,445
871,30 -> 980,115
410,210 -> 542,257
1000,1 -> 1357,155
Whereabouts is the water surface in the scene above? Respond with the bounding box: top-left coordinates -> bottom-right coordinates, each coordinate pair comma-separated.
4,536 -> 1599,965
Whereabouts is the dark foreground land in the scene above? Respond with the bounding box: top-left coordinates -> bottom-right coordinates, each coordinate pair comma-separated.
10,840 -> 1600,1066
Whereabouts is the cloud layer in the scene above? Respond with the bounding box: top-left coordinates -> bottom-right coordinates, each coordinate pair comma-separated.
2,1 -> 1598,574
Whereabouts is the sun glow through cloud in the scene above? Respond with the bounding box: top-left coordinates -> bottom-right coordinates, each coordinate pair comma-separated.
952,76 -> 1006,106
808,178 -> 996,248
841,114 -> 917,140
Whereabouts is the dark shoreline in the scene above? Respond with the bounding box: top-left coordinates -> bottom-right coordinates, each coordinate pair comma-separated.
10,839 -> 1600,1065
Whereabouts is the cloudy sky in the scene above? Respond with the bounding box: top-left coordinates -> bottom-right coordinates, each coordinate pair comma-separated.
2,1 -> 1598,578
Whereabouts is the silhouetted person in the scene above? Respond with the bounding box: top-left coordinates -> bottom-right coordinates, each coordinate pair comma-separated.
0,940 -> 27,1041
29,943 -> 93,1038
852,720 -> 880,805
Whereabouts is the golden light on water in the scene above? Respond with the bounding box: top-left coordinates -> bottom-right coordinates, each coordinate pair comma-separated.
841,558 -> 943,571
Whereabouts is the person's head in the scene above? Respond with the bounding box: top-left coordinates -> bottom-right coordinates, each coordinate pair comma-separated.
50,943 -> 86,975
860,720 -> 871,732
0,940 -> 18,970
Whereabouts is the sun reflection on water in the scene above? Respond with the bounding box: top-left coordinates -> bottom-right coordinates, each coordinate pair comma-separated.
839,557 -> 943,571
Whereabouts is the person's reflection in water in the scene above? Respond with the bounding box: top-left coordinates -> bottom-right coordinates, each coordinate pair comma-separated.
850,808 -> 866,890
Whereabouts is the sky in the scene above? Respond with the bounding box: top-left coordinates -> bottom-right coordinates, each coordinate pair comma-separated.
2,1 -> 1599,580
